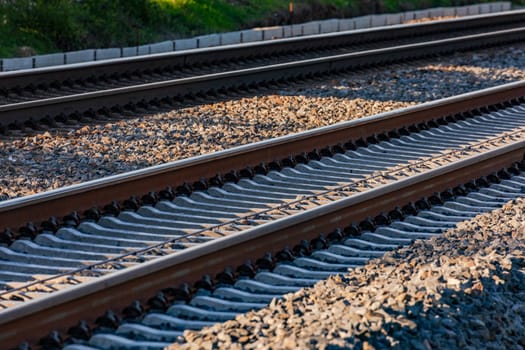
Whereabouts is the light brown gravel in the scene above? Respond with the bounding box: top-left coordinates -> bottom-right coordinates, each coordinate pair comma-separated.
403,15 -> 459,24
169,198 -> 525,350
1,44 -> 525,200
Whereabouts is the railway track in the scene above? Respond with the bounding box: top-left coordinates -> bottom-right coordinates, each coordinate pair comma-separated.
2,11 -> 524,96
1,11 -> 525,130
1,81 -> 525,348
65,156 -> 525,350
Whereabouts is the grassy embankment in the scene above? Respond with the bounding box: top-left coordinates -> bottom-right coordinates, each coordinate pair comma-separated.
0,0 -> 516,58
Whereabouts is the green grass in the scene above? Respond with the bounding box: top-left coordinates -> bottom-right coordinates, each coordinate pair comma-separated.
0,26 -> 54,58
0,0 -> 520,58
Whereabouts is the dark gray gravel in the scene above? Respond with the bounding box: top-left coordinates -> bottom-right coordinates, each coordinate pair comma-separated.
169,198 -> 525,350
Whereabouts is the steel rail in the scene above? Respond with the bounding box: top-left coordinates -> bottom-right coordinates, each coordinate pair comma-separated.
1,28 -> 525,127
3,125 -> 521,301
1,10 -> 524,92
1,80 -> 525,233
1,137 -> 523,349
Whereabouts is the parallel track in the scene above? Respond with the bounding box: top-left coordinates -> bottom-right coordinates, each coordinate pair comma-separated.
1,82 -> 525,348
3,11 -> 525,94
2,82 -> 524,232
1,12 -> 525,129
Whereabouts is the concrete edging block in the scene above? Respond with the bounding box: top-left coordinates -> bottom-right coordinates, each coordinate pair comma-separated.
354,15 -> 371,29
282,25 -> 293,38
262,27 -> 283,40
96,48 -> 121,60
339,19 -> 355,31
122,47 -> 138,57
413,9 -> 431,19
150,41 -> 173,54
34,53 -> 64,68
221,31 -> 242,45
241,30 -> 262,43
455,6 -> 468,16
401,11 -> 415,22
386,14 -> 402,25
65,49 -> 94,64
465,4 -> 481,15
442,7 -> 456,16
137,45 -> 150,56
480,3 -> 491,13
320,19 -> 339,33
429,7 -> 444,18
302,21 -> 320,36
371,14 -> 388,27
289,24 -> 303,36
197,34 -> 221,48
501,2 -> 512,11
175,38 -> 198,51
489,2 -> 502,11
2,57 -> 33,71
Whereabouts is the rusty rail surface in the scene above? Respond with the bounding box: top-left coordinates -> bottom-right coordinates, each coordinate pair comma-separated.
1,137 -> 523,349
1,80 -> 525,233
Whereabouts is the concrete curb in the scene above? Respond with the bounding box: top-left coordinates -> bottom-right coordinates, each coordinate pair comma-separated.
0,2 -> 512,72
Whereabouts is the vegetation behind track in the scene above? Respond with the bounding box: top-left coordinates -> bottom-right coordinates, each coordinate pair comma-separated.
0,0 -> 521,58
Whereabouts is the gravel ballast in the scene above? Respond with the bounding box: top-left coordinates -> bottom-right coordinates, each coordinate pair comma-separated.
168,198 -> 525,350
1,44 -> 525,200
